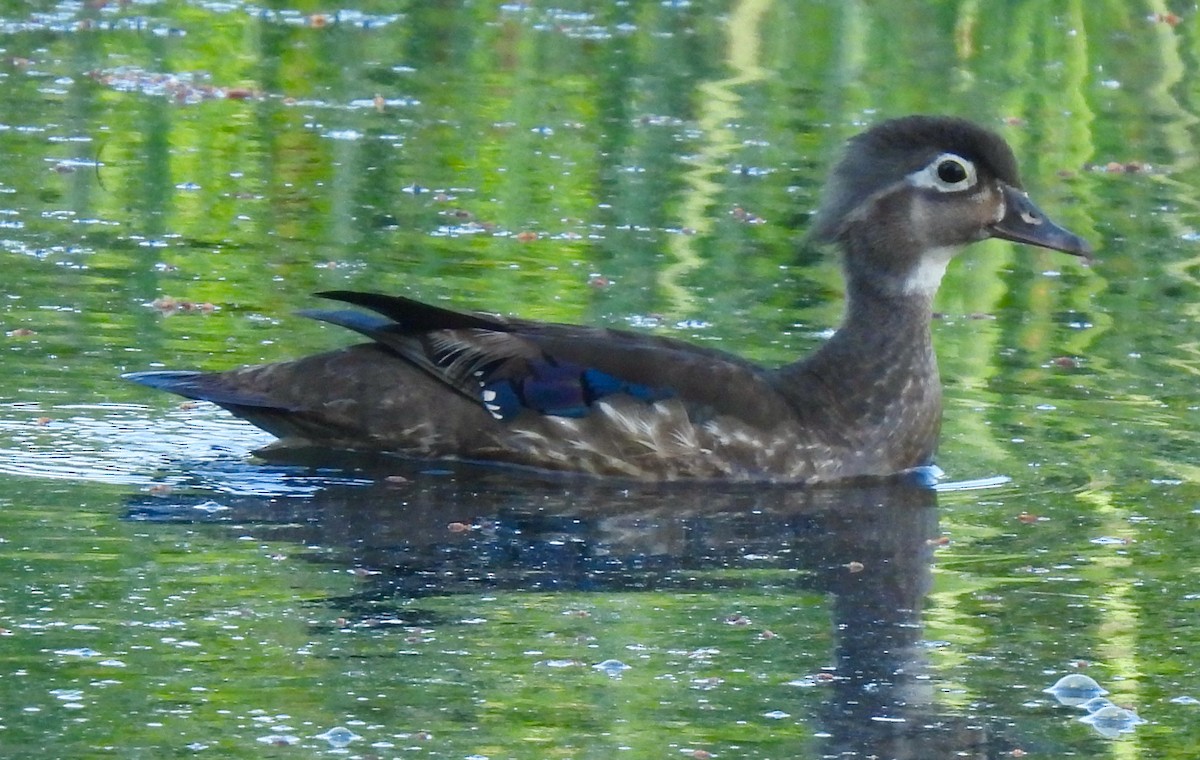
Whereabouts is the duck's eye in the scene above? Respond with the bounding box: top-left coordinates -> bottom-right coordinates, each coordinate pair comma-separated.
911,153 -> 977,192
937,159 -> 968,184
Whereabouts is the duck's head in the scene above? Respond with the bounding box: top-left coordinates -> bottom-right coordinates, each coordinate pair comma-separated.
810,115 -> 1091,298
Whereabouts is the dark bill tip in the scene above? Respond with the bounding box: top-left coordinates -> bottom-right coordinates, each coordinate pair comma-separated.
990,184 -> 1093,263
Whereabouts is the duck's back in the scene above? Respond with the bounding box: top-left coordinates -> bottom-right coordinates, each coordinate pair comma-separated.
128,293 -> 851,481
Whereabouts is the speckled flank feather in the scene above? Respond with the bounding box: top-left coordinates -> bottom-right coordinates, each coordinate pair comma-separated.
124,115 -> 1090,482
504,399 -> 815,480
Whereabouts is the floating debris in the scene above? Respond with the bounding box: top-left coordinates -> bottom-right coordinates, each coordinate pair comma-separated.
257,734 -> 300,746
537,659 -> 584,669
593,659 -> 630,677
1148,11 -> 1182,26
315,726 -> 360,748
54,647 -> 101,658
1078,704 -> 1146,739
1079,697 -> 1116,714
1044,673 -> 1145,738
89,67 -> 259,105
730,205 -> 765,224
148,296 -> 217,315
1089,160 -> 1153,174
1044,674 -> 1108,706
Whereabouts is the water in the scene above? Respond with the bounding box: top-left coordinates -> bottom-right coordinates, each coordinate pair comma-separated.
3,1 -> 1200,757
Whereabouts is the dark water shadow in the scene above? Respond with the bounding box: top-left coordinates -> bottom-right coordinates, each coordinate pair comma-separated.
127,460 -> 1023,758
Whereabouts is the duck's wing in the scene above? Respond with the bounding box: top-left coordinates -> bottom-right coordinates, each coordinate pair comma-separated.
302,290 -> 792,429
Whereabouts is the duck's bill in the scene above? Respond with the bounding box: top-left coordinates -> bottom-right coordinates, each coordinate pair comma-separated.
989,184 -> 1093,262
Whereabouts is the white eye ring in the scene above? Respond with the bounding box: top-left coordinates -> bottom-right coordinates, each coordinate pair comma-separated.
910,153 -> 977,192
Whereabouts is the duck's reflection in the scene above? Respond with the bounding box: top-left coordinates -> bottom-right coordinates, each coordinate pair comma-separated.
129,462 -> 1004,757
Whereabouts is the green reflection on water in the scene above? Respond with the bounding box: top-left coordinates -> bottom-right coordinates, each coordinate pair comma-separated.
2,1 -> 1200,757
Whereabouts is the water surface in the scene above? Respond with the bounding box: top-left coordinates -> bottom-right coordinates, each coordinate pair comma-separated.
3,2 -> 1200,757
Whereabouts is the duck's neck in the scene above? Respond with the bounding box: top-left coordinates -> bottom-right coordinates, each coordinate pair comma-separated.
773,260 -> 944,468
796,277 -> 938,391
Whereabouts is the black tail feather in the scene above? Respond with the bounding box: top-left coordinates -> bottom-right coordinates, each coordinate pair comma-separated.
122,370 -> 292,410
296,308 -> 394,340
315,290 -> 503,332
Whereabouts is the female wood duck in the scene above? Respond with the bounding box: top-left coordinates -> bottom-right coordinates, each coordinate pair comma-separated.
125,115 -> 1091,482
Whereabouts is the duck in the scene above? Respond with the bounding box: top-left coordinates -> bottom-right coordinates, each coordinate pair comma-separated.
124,115 -> 1091,482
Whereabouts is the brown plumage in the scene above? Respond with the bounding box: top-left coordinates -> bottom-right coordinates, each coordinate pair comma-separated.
125,115 -> 1091,482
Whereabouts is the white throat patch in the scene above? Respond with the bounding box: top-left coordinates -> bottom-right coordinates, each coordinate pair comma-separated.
902,245 -> 960,295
